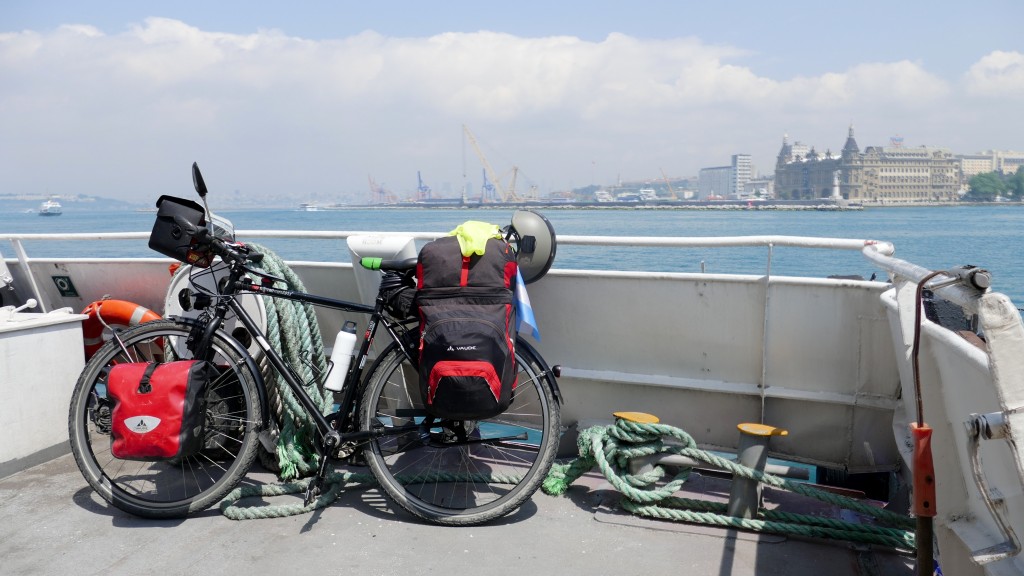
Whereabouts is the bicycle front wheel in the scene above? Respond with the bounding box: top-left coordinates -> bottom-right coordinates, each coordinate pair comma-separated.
68,319 -> 264,518
359,337 -> 560,525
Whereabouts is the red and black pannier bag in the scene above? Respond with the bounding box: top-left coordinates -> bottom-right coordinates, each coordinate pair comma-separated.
106,360 -> 214,460
415,235 -> 518,420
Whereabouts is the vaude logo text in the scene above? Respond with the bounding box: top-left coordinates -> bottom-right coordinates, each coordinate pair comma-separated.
446,345 -> 478,351
123,416 -> 161,434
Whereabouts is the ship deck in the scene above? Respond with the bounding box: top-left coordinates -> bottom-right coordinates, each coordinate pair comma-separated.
1,452 -> 914,576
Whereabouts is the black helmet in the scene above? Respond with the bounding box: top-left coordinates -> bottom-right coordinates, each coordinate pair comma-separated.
509,210 -> 556,284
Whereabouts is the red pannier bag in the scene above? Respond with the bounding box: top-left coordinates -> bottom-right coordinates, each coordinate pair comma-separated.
415,235 -> 518,420
106,360 -> 213,460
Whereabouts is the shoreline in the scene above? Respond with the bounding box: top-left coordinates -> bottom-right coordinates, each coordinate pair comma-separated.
300,199 -> 1020,212
4,199 -> 1021,214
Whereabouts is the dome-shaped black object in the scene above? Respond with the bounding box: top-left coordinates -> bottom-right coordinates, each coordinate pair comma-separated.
510,210 -> 556,284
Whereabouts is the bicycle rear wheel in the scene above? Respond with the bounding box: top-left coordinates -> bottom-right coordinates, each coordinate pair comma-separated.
68,319 -> 263,518
359,337 -> 560,525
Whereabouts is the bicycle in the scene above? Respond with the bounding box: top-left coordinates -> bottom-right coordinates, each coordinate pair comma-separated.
68,164 -> 562,525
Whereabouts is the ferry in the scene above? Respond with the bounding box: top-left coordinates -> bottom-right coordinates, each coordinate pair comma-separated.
1,195 -> 1022,574
37,199 -> 62,216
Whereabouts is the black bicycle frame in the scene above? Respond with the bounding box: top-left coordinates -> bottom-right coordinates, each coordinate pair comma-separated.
211,273 -> 415,451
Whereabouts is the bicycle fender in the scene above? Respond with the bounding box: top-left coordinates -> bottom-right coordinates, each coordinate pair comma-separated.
516,337 -> 563,405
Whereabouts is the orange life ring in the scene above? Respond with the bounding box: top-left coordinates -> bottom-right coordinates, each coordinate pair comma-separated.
81,299 -> 161,360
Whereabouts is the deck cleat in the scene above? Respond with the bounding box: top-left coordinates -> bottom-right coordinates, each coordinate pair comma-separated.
727,422 -> 788,519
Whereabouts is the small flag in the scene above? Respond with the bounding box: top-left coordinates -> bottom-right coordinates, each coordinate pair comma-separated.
515,270 -> 540,341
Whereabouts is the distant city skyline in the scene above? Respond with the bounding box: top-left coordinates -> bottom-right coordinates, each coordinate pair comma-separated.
2,1 -> 1022,205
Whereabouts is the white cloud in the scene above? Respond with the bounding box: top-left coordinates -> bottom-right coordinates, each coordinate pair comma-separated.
965,50 -> 1024,97
0,19 -> 1014,202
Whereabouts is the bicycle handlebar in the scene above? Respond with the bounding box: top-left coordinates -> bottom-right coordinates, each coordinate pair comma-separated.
173,215 -> 257,267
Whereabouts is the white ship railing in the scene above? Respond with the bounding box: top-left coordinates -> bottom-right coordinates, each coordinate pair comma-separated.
1,228 -> 997,320
3,228 -> 997,298
4,230 -> 894,311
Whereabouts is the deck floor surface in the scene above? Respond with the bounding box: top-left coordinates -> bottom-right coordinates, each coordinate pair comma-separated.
0,453 -> 915,576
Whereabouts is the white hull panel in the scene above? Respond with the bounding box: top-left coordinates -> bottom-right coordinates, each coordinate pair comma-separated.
5,229 -> 1024,573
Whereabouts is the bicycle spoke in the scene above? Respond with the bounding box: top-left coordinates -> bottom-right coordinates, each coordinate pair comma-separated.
360,338 -> 559,524
69,320 -> 262,518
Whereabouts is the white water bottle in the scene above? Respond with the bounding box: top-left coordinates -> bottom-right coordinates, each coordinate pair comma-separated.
324,321 -> 358,392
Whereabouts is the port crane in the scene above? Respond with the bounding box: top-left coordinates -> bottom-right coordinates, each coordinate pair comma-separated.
480,169 -> 496,201
416,171 -> 432,201
462,124 -> 521,202
368,175 -> 397,204
660,168 -> 679,200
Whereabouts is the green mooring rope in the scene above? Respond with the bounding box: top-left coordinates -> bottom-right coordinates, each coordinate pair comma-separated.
541,418 -> 917,551
220,470 -> 376,520
248,244 -> 332,481
173,246 -> 342,517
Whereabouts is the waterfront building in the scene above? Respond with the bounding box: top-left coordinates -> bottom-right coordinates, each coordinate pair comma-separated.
960,153 -> 998,179
699,154 -> 755,200
994,151 -> 1024,174
744,177 -> 775,199
959,150 -> 1024,177
731,154 -> 753,198
698,166 -> 732,200
775,126 -> 961,203
774,135 -> 841,201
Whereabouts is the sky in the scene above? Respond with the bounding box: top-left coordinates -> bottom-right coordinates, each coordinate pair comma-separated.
2,0 -> 1022,205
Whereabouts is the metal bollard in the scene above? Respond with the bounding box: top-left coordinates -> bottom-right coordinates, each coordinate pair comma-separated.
726,423 -> 788,519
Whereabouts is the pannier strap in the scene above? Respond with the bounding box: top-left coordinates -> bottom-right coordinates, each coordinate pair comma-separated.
428,361 -> 502,404
460,256 -> 470,287
137,362 -> 159,394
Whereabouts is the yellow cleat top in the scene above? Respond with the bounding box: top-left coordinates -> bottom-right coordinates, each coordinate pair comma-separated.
737,422 -> 788,437
613,412 -> 661,424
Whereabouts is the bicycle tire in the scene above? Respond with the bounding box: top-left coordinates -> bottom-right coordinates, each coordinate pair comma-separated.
359,337 -> 560,525
68,319 -> 264,518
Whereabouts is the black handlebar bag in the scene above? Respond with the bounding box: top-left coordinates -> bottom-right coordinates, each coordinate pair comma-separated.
148,195 -> 213,268
415,235 -> 518,420
107,360 -> 214,460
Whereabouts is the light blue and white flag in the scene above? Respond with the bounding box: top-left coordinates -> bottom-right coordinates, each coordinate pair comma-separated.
514,269 -> 540,341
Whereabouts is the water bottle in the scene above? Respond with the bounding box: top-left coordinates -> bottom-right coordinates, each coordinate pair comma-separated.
323,321 -> 358,392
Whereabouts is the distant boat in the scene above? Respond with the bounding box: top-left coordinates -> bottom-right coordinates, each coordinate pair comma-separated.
298,203 -> 321,212
39,199 -> 62,216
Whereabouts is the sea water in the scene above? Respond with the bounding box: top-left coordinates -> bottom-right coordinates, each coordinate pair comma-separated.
3,204 -> 1022,306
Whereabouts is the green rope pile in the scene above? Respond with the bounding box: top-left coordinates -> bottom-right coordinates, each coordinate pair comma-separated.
248,243 -> 332,481
542,417 -> 917,551
171,246 -> 339,517
220,470 -> 376,520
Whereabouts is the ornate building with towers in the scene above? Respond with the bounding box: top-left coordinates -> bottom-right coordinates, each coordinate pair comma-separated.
775,126 -> 961,203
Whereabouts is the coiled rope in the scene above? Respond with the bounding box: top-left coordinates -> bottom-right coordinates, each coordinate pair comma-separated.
542,417 -> 917,551
171,246 -> 330,480
247,243 -> 332,481
176,244 -> 351,519
221,470 -> 376,520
